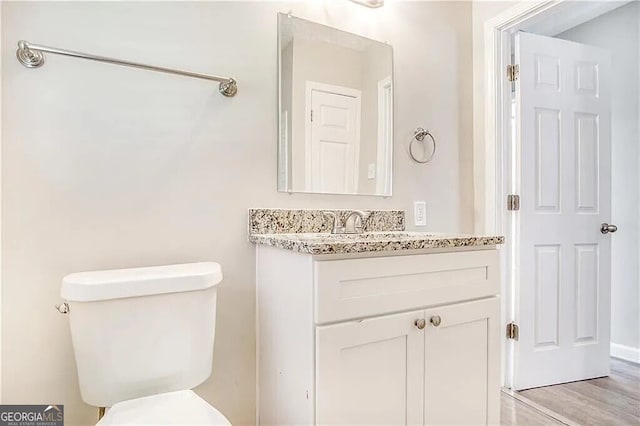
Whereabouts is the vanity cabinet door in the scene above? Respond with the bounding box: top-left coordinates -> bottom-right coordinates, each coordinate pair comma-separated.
316,310 -> 425,425
423,297 -> 500,426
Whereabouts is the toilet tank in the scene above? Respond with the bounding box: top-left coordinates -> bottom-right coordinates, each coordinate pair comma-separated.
61,262 -> 223,408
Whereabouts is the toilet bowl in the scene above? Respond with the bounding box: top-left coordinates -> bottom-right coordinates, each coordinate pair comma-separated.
61,262 -> 230,425
97,390 -> 230,425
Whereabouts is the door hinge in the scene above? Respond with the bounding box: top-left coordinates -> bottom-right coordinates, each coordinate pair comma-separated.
507,64 -> 519,82
506,322 -> 519,340
310,109 -> 313,122
507,194 -> 520,211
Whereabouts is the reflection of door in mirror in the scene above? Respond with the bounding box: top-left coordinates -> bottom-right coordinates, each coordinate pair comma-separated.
278,13 -> 393,196
305,82 -> 361,194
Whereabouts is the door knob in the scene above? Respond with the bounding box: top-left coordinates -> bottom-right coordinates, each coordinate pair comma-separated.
430,315 -> 442,327
414,319 -> 426,330
601,223 -> 618,234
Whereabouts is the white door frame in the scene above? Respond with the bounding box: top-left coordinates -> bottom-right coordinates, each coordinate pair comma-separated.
479,0 -> 632,388
304,81 -> 362,193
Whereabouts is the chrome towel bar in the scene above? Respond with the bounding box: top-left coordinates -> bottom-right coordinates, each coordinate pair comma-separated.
16,40 -> 237,97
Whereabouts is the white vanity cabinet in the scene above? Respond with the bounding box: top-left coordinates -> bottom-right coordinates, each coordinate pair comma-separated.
256,245 -> 501,426
316,297 -> 499,425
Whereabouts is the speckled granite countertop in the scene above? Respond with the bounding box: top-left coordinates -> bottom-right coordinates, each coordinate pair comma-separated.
249,231 -> 504,255
248,209 -> 504,255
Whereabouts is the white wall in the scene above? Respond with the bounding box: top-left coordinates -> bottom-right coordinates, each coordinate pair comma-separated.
558,1 -> 640,361
471,0 -> 518,233
1,1 -> 474,424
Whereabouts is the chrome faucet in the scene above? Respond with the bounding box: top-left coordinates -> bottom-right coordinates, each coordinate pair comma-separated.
323,211 -> 344,234
344,210 -> 371,234
323,210 -> 371,234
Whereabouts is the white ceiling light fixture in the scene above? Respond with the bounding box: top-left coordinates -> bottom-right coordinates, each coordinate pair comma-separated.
349,0 -> 384,8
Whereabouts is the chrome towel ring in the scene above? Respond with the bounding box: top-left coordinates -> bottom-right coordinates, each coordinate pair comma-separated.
409,127 -> 436,164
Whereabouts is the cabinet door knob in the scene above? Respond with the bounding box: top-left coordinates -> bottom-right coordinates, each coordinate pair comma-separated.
414,318 -> 426,330
430,315 -> 442,327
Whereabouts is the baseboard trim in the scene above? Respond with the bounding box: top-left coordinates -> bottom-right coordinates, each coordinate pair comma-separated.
610,343 -> 640,364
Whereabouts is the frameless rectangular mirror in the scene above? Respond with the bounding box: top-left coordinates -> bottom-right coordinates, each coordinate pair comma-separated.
277,13 -> 394,196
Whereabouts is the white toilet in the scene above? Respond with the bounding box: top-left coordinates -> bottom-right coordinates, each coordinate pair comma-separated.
61,262 -> 231,425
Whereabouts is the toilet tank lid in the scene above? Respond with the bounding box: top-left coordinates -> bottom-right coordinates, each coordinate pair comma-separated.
62,262 -> 222,302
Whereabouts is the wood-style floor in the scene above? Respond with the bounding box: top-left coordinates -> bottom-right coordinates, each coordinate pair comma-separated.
501,392 -> 564,425
502,358 -> 640,425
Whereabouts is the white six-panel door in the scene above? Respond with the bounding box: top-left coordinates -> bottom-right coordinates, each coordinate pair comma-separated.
305,82 -> 361,194
513,32 -> 611,390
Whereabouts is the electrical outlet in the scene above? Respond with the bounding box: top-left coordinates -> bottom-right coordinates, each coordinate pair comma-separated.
367,163 -> 376,179
414,201 -> 427,226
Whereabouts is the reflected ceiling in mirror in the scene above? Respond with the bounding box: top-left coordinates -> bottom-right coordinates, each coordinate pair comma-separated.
277,13 -> 393,196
